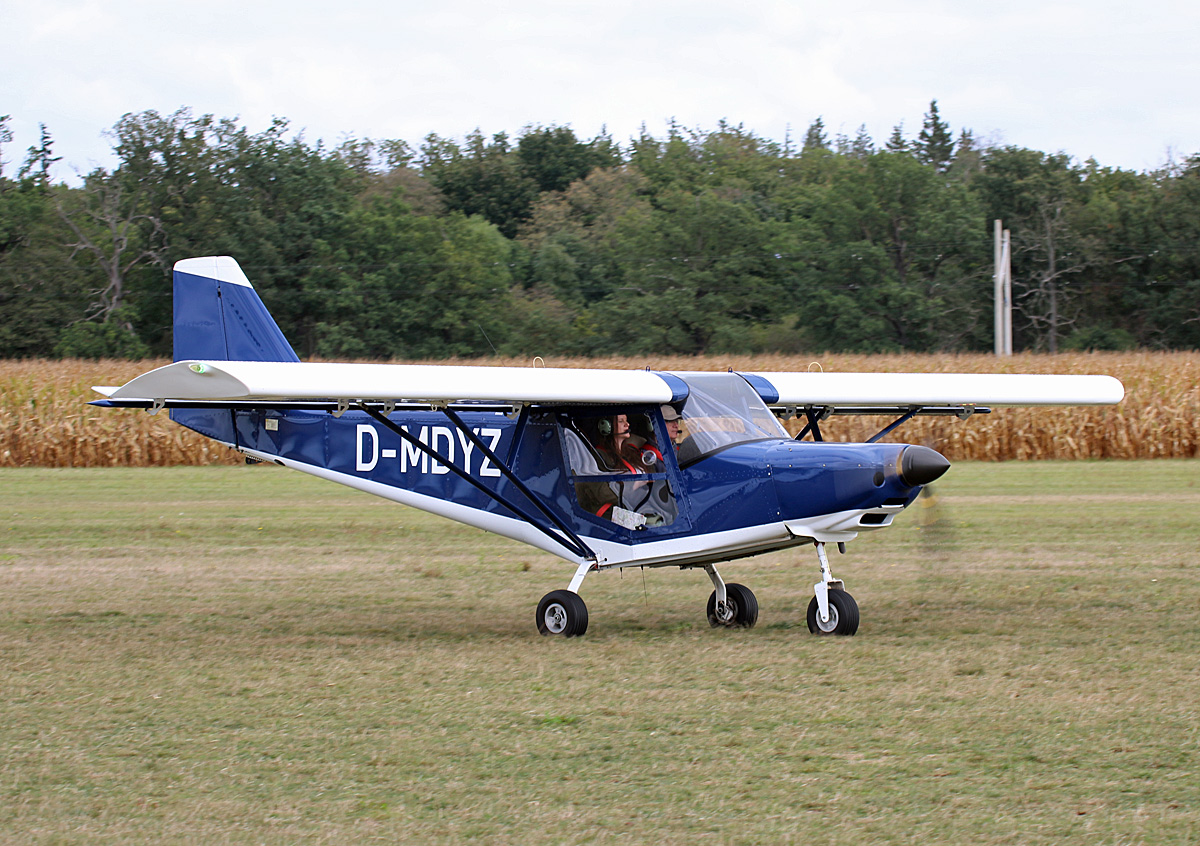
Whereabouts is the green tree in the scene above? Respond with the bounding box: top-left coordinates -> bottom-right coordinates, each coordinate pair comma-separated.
973,147 -> 1095,352
56,168 -> 164,327
885,123 -> 908,153
629,121 -> 784,195
1131,156 -> 1200,347
594,187 -> 792,353
802,117 -> 829,153
420,130 -> 539,239
314,191 -> 515,359
515,125 -> 621,194
916,100 -> 954,173
792,151 -> 988,351
521,167 -> 654,308
0,180 -> 92,357
106,110 -> 367,354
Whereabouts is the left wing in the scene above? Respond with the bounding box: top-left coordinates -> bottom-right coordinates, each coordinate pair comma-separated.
94,359 -> 685,406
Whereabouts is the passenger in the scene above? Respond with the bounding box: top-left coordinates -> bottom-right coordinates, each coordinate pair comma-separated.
628,409 -> 681,527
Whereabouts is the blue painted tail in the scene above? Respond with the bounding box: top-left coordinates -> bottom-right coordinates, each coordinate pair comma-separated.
172,256 -> 299,363
170,256 -> 298,446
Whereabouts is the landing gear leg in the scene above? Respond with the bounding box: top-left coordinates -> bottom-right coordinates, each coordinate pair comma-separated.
703,564 -> 758,628
807,542 -> 859,636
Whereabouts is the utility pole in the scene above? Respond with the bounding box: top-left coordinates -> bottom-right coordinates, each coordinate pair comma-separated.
994,220 -> 1012,356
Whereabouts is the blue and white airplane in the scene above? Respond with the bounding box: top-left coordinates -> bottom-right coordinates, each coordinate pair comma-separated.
93,257 -> 1125,637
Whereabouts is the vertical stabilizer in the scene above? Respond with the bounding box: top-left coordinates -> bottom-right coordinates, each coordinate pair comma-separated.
173,256 -> 299,363
170,256 -> 297,446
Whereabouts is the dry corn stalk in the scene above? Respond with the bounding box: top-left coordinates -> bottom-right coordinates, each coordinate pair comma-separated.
2,353 -> 1196,467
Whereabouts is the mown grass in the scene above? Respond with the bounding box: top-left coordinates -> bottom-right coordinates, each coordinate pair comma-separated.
1,462 -> 1198,844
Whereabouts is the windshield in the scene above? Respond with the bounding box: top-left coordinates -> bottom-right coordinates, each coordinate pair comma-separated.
675,372 -> 789,464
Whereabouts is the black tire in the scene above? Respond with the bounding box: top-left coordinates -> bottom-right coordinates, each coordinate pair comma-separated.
806,590 -> 859,636
706,583 -> 759,628
536,590 -> 589,637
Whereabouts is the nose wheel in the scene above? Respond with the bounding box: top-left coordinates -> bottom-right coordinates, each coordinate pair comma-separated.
808,541 -> 859,636
806,589 -> 859,635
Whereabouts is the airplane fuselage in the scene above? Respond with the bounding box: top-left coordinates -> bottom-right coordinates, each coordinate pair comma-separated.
173,402 -> 931,570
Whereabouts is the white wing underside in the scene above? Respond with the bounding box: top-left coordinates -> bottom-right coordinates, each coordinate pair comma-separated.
95,359 -> 1125,408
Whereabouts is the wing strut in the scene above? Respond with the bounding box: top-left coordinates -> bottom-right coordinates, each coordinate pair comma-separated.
791,404 -> 991,442
796,407 -> 830,442
440,406 -> 598,562
358,405 -> 596,563
865,407 -> 921,444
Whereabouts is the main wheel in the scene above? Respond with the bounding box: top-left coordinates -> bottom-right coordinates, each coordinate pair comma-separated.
806,589 -> 859,636
536,590 -> 589,637
707,583 -> 759,628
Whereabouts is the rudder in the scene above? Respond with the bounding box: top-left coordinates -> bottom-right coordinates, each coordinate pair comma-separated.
173,256 -> 299,363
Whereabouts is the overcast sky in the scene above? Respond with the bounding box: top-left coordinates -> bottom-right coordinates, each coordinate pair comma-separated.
5,0 -> 1199,182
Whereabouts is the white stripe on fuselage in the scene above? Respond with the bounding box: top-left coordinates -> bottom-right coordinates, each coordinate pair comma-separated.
238,446 -> 893,571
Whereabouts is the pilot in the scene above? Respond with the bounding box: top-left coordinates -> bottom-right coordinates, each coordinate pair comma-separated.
661,405 -> 682,451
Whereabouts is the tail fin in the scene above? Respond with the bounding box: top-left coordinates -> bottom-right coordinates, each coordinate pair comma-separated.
173,256 -> 299,362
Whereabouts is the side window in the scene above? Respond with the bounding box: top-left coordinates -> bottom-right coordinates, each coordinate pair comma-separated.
562,412 -> 678,530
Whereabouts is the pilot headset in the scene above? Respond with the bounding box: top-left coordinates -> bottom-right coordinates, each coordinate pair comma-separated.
597,417 -> 613,436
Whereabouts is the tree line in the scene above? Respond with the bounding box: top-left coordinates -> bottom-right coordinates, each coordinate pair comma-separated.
1,103 -> 1198,360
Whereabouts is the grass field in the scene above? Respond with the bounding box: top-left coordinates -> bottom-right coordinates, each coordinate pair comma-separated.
1,462 -> 1198,844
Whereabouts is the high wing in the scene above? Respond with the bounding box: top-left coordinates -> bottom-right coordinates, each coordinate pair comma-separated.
95,360 -> 1122,412
742,371 -> 1124,410
94,360 -> 684,406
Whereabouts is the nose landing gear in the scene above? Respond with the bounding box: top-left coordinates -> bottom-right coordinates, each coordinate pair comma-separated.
807,541 -> 859,636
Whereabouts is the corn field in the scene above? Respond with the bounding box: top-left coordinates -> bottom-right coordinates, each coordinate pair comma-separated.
1,353 -> 1197,467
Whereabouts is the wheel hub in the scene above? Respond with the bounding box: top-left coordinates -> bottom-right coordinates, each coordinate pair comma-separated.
543,602 -> 568,634
815,604 -> 839,633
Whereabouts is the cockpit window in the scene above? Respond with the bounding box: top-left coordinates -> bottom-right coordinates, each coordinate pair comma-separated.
561,412 -> 679,530
675,372 -> 789,464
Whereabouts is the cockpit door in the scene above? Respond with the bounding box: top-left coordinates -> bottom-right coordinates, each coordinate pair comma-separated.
557,409 -> 693,539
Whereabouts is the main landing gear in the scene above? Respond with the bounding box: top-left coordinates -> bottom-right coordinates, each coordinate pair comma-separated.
535,561 -> 760,637
806,541 -> 859,636
537,561 -> 593,638
535,545 -> 858,637
536,589 -> 589,637
703,563 -> 758,628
